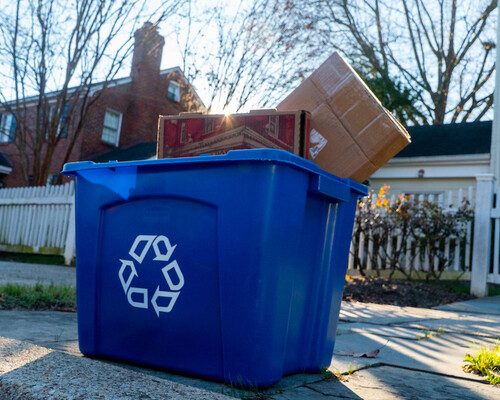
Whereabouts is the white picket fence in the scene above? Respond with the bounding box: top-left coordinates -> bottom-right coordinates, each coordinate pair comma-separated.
348,188 -> 474,275
487,187 -> 500,285
0,179 -> 495,295
0,182 -> 75,264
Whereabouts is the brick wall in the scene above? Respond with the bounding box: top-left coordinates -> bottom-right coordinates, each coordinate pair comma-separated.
0,23 -> 203,187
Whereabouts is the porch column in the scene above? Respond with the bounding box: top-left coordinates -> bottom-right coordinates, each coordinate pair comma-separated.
471,174 -> 494,297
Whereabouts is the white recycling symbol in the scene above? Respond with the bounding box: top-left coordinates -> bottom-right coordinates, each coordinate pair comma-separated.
118,235 -> 184,317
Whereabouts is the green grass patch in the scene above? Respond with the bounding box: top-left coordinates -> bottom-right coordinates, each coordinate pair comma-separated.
0,282 -> 76,311
414,279 -> 470,294
488,284 -> 500,297
416,328 -> 445,341
463,342 -> 500,385
0,251 -> 70,266
415,279 -> 500,297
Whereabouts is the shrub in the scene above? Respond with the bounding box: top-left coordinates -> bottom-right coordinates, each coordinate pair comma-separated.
352,186 -> 474,281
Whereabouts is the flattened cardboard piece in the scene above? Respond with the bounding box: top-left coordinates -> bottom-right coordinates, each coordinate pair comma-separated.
310,103 -> 351,157
310,104 -> 377,181
310,54 -> 351,98
277,78 -> 325,113
277,51 -> 410,182
340,101 -> 381,142
355,114 -> 411,167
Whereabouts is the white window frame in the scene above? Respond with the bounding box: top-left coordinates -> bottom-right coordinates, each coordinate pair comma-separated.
101,109 -> 122,146
44,104 -> 68,140
0,114 -> 14,143
167,80 -> 181,102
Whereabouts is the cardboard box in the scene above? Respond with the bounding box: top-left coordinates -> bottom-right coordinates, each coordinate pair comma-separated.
277,52 -> 410,182
157,110 -> 311,159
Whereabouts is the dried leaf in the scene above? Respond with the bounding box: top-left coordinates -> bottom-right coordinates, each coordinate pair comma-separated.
334,341 -> 388,358
334,348 -> 380,358
353,348 -> 380,358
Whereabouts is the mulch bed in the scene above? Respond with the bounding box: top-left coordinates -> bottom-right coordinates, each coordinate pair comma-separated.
342,275 -> 475,308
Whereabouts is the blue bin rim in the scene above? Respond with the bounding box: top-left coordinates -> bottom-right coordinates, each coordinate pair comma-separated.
62,149 -> 367,197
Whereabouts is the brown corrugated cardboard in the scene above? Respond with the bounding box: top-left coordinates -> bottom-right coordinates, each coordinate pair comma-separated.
310,104 -> 378,181
277,52 -> 410,182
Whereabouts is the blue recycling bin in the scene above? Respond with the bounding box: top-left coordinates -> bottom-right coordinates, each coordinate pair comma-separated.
62,149 -> 366,388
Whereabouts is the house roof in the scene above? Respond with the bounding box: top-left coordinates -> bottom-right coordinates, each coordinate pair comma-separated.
395,120 -> 492,158
91,142 -> 157,163
0,67 -> 183,108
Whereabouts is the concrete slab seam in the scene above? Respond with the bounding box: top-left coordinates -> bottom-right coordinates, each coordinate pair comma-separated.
392,324 -> 500,340
330,362 -> 385,377
366,362 -> 491,385
304,384 -> 356,399
339,318 -> 427,326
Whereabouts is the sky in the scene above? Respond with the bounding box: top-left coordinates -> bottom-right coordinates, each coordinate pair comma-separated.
0,0 -> 239,113
1,0 -> 497,119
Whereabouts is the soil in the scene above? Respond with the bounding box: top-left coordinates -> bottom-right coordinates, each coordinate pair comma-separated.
342,275 -> 475,308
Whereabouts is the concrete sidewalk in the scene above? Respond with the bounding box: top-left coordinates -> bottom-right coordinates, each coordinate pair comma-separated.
0,261 -> 75,286
0,262 -> 499,399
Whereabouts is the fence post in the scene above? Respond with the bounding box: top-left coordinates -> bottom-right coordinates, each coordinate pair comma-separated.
471,174 -> 494,297
64,192 -> 76,266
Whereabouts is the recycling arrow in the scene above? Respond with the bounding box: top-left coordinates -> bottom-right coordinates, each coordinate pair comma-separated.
118,234 -> 184,317
127,287 -> 148,309
151,286 -> 180,317
119,259 -> 137,294
162,261 -> 184,291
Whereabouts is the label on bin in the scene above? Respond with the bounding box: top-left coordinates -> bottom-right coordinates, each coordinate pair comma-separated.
118,235 -> 184,317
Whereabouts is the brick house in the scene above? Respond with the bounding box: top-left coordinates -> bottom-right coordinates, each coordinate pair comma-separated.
0,22 -> 203,187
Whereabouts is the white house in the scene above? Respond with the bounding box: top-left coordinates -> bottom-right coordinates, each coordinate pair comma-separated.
368,120 -> 492,203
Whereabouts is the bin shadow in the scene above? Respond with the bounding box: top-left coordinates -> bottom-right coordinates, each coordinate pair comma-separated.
322,364 -> 497,400
329,324 -> 496,399
101,359 -> 365,399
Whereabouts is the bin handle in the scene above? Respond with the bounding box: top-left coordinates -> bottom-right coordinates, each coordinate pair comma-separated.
309,175 -> 350,202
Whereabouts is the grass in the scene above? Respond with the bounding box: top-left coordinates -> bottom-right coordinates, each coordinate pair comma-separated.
414,279 -> 470,294
0,282 -> 76,310
0,251 -> 70,266
415,279 -> 500,297
320,367 -> 335,380
463,342 -> 500,385
416,328 -> 445,341
488,284 -> 500,297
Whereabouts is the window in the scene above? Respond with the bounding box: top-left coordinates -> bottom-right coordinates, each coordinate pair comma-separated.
43,104 -> 69,139
102,109 -> 122,146
59,103 -> 69,138
167,81 -> 181,102
47,174 -> 58,185
0,113 -> 16,143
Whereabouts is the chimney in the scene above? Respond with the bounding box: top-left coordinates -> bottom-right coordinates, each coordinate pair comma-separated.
131,22 -> 165,82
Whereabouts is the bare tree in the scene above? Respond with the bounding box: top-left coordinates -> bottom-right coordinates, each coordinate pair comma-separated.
174,0 -> 309,113
268,0 -> 497,125
0,0 -> 181,186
